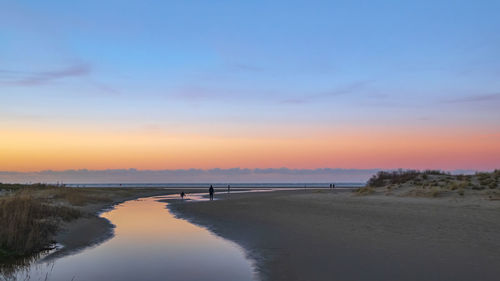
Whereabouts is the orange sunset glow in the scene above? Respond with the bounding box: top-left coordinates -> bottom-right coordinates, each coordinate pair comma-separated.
2,0 -> 499,183
1,127 -> 498,172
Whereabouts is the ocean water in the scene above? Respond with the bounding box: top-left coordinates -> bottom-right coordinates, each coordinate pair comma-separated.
65,182 -> 364,188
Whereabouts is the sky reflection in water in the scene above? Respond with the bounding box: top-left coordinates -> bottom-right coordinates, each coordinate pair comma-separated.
10,196 -> 257,281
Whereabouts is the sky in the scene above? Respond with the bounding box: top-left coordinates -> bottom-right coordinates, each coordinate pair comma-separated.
1,0 -> 499,177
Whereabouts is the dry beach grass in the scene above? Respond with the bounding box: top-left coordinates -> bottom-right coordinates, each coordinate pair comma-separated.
0,184 -> 175,264
0,185 -> 84,260
362,169 -> 500,198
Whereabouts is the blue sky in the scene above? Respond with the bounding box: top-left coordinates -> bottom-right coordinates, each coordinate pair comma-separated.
1,0 -> 499,173
2,0 -> 500,124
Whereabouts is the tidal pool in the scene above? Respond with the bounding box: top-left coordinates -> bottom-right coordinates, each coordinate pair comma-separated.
7,196 -> 257,281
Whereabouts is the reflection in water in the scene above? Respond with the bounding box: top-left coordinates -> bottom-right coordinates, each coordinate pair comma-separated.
0,251 -> 53,281
3,197 -> 257,281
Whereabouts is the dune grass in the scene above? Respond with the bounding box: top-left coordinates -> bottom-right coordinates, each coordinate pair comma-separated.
0,183 -> 161,263
0,184 -> 121,261
362,169 -> 498,197
0,191 -> 81,261
367,169 -> 446,187
355,186 -> 374,195
1,184 -> 114,206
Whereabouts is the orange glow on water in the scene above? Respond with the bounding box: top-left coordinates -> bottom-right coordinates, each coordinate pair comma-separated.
102,198 -> 209,241
13,195 -> 257,280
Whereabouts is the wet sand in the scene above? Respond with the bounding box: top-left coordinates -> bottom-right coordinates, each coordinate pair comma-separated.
169,189 -> 500,281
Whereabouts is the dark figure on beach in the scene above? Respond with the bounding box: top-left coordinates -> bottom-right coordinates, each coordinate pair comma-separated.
180,192 -> 185,199
228,184 -> 231,193
329,184 -> 332,189
209,185 -> 214,201
332,183 -> 335,189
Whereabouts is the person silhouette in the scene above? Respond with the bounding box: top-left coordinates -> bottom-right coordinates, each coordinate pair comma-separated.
180,191 -> 185,199
209,185 -> 214,200
227,184 -> 230,193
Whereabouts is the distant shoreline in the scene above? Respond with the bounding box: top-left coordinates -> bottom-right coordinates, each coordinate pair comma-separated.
65,183 -> 366,188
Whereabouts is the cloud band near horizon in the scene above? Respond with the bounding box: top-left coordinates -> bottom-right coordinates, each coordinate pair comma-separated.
0,168 -> 481,184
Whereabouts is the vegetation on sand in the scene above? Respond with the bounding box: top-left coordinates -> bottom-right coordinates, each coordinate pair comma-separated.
361,169 -> 499,198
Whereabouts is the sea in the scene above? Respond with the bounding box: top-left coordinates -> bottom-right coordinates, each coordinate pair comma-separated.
65,182 -> 365,188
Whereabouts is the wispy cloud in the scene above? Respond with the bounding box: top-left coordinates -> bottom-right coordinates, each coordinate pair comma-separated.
0,63 -> 91,86
441,93 -> 500,104
228,63 -> 264,72
92,81 -> 121,96
280,98 -> 308,104
174,86 -> 222,101
279,80 -> 371,104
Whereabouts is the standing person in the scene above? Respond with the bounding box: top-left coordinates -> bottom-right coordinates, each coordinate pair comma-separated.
329,184 -> 332,189
227,184 -> 230,193
180,191 -> 185,199
209,185 -> 214,201
332,183 -> 335,189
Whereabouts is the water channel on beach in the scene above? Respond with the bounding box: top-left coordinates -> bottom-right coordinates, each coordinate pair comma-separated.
4,194 -> 258,281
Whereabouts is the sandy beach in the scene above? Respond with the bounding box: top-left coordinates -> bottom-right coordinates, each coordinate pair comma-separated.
169,189 -> 500,281
3,185 -> 499,280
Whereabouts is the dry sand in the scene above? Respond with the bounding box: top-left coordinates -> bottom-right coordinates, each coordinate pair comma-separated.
169,189 -> 500,281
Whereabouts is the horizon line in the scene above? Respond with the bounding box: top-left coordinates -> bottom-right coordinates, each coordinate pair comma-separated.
1,167 -> 490,174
